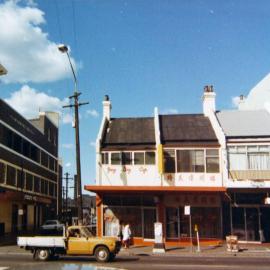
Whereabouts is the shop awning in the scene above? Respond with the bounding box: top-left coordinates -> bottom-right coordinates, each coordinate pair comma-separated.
84,185 -> 226,194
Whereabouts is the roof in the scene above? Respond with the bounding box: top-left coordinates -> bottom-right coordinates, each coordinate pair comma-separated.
102,117 -> 156,147
101,114 -> 219,149
160,114 -> 218,144
216,110 -> 270,137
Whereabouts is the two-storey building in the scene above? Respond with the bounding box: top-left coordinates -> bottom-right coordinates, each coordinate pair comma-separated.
0,99 -> 61,235
217,109 -> 270,243
85,90 -> 226,245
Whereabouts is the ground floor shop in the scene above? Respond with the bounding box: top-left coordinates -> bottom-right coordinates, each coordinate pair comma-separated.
85,186 -> 225,245
223,190 -> 270,243
0,189 -> 55,235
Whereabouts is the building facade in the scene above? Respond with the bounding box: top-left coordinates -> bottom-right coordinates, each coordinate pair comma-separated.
217,110 -> 270,243
0,99 -> 61,235
86,87 -> 270,244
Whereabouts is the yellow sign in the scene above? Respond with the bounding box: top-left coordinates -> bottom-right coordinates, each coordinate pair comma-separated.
158,144 -> 164,174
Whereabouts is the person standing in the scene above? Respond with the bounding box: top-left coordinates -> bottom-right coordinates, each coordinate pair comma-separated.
122,223 -> 131,249
117,220 -> 124,242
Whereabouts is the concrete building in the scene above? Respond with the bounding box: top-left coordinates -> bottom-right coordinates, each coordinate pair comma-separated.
0,99 -> 61,235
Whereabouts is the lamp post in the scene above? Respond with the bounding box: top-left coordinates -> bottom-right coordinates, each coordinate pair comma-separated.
58,44 -> 89,224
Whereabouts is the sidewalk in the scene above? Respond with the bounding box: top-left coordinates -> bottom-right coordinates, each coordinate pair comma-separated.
0,243 -> 270,258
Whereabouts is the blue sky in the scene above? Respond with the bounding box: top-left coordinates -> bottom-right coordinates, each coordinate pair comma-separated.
1,0 -> 270,193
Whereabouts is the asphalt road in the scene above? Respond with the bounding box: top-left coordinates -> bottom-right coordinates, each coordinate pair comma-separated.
0,253 -> 270,270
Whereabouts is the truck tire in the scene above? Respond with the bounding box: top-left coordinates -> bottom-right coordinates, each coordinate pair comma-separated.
37,248 -> 50,261
94,246 -> 110,262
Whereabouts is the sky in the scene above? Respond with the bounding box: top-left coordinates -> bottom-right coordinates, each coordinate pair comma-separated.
1,0 -> 270,194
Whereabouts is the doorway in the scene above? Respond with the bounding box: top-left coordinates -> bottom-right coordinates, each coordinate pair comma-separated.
143,208 -> 156,239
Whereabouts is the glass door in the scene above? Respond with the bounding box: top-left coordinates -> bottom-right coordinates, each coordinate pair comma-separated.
246,208 -> 259,241
143,208 -> 156,239
232,207 -> 245,240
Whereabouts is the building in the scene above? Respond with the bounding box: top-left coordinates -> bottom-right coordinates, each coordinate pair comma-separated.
0,99 -> 61,235
85,90 -> 227,245
217,109 -> 270,242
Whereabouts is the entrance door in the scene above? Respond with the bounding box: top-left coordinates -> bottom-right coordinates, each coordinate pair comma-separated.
232,207 -> 260,242
260,207 -> 270,242
143,208 -> 156,239
246,208 -> 259,241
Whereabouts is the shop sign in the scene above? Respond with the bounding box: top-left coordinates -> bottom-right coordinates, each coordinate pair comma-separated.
184,205 -> 190,215
24,194 -> 37,202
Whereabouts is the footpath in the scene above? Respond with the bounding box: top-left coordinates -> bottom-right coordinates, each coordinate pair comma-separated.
0,243 -> 270,258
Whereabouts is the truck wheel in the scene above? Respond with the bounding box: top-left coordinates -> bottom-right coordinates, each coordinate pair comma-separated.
94,246 -> 110,262
37,248 -> 50,261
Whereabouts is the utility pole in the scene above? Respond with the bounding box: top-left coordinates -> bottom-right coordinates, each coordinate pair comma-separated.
64,172 -> 73,223
63,94 -> 88,224
58,44 -> 89,224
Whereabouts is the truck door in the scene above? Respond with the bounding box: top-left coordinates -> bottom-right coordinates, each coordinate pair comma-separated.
67,229 -> 90,255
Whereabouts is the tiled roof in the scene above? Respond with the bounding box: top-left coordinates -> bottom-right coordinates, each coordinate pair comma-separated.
216,110 -> 270,137
160,114 -> 218,144
102,117 -> 155,146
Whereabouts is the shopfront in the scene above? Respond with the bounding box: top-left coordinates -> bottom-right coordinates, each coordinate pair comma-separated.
228,192 -> 270,243
88,187 -> 226,244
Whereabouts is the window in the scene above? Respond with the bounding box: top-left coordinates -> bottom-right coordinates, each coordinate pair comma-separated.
101,153 -> 109,164
228,145 -> 270,170
134,152 -> 144,165
49,157 -> 55,171
0,162 -> 6,183
13,133 -> 22,153
41,179 -> 45,194
49,182 -> 54,196
206,149 -> 219,173
164,150 -> 175,173
41,151 -> 49,168
6,165 -> 16,186
121,152 -> 132,165
34,176 -> 40,193
111,152 -> 121,165
22,140 -> 31,157
177,150 -> 204,172
17,169 -> 25,189
30,145 -> 39,162
26,173 -> 33,191
145,152 -> 155,165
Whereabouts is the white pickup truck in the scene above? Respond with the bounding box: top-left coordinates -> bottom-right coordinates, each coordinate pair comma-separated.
17,225 -> 121,262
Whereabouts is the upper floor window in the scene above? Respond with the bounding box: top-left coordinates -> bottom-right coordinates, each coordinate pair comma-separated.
228,145 -> 270,170
164,148 -> 219,173
106,151 -> 156,165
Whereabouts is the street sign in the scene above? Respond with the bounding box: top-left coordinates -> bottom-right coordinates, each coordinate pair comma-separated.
184,205 -> 190,215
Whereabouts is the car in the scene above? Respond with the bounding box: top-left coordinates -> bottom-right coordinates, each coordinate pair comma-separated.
40,220 -> 64,231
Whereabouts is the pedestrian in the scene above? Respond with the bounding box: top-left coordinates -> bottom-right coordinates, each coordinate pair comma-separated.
117,220 -> 124,242
122,223 -> 131,249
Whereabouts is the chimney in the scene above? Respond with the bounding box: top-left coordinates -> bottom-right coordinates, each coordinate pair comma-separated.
103,95 -> 111,120
238,94 -> 246,110
202,85 -> 216,116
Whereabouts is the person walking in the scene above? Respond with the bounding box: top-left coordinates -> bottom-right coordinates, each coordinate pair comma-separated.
122,223 -> 131,249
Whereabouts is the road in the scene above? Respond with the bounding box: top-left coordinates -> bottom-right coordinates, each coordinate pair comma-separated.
0,253 -> 270,270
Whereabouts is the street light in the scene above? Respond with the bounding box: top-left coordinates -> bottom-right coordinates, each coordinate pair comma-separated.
58,44 -> 89,224
0,64 -> 7,76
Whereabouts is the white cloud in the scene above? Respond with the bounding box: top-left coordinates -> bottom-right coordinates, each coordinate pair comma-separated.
232,73 -> 270,112
89,141 -> 96,148
86,109 -> 99,118
161,108 -> 179,114
65,162 -> 71,168
0,1 -> 77,83
4,85 -> 73,125
62,143 -> 74,149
